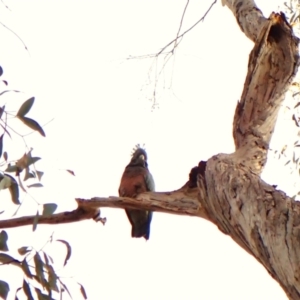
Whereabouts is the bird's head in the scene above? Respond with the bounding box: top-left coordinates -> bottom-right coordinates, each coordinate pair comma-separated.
129,144 -> 148,167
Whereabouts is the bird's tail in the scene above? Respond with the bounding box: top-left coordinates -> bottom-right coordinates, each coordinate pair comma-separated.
131,223 -> 150,240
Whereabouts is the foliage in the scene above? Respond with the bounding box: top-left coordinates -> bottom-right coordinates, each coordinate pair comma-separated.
0,67 -> 85,300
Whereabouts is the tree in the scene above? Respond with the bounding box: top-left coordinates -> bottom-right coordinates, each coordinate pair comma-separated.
0,0 -> 299,299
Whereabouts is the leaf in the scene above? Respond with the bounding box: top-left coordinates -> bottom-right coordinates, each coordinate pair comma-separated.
18,246 -> 30,255
58,279 -> 72,300
33,252 -> 47,290
0,230 -> 8,251
14,286 -> 22,300
16,97 -> 35,118
0,105 -> 4,119
3,152 -> 7,161
5,164 -> 18,173
0,253 -> 19,265
56,240 -> 71,266
36,171 -> 44,181
0,280 -> 9,300
27,183 -> 43,188
18,116 -> 45,137
0,134 -> 3,158
281,145 -> 287,154
0,175 -> 12,190
292,114 -> 299,127
21,259 -> 33,279
290,11 -> 297,23
45,265 -> 58,292
0,90 -> 20,97
34,288 -> 53,300
7,175 -> 20,205
23,279 -> 34,300
33,211 -> 39,232
66,169 -> 75,176
78,282 -> 87,300
42,204 -> 57,216
24,168 -> 35,181
16,151 -> 41,171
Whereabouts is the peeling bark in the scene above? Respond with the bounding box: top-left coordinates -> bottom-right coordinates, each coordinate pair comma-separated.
0,1 -> 299,299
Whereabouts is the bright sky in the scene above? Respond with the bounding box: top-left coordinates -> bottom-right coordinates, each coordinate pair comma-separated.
0,0 -> 296,299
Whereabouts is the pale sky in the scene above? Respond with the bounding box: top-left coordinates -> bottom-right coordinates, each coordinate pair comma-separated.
0,0 -> 295,299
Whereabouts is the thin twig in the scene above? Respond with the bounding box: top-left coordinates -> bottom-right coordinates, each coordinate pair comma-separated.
0,21 -> 30,54
1,0 -> 11,11
157,0 -> 217,56
174,0 -> 190,51
127,0 -> 217,60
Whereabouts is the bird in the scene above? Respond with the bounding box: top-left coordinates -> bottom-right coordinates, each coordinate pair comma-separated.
118,145 -> 154,240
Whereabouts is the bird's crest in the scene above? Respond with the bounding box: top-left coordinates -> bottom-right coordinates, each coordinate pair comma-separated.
130,144 -> 147,161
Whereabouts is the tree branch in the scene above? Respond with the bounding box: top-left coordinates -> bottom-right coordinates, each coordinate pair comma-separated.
232,12 -> 299,174
0,208 -> 96,229
221,0 -> 266,41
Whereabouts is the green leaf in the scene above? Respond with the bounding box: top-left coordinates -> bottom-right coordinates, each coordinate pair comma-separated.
21,259 -> 33,279
0,280 -> 9,300
18,116 -> 45,137
18,246 -> 30,256
0,230 -> 8,251
27,183 -> 43,188
78,282 -> 87,300
33,211 -> 39,232
42,204 -> 57,217
56,240 -> 72,266
16,97 -> 35,117
23,279 -> 34,300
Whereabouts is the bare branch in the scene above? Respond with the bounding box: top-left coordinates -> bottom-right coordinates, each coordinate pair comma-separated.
156,0 -> 217,56
0,21 -> 29,54
77,188 -> 207,219
0,208 -> 96,229
173,0 -> 190,51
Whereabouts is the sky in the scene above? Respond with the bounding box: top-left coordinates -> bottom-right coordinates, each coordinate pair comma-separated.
0,0 -> 296,299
